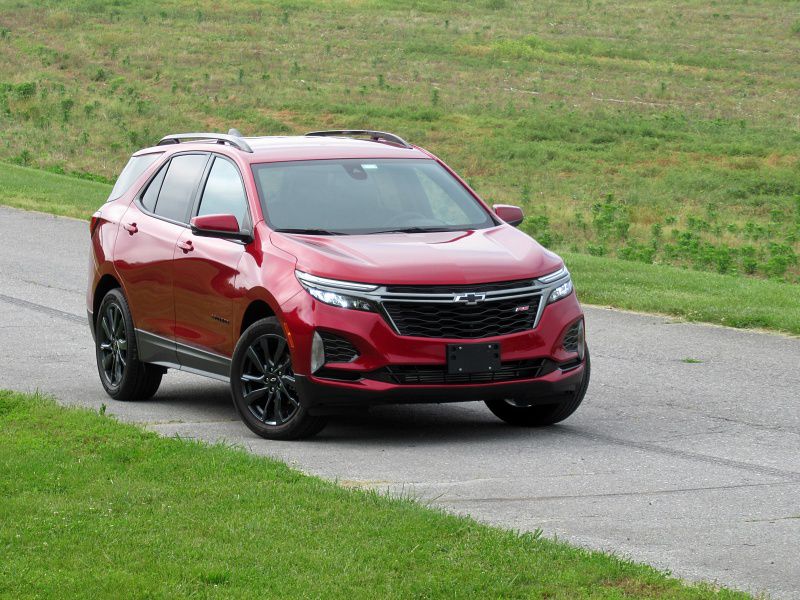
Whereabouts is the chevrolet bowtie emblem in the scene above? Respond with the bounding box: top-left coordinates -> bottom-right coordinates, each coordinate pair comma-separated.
453,293 -> 486,305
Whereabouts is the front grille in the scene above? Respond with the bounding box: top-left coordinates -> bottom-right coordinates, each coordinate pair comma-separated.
320,332 -> 359,363
367,359 -> 549,385
382,295 -> 540,338
385,279 -> 534,295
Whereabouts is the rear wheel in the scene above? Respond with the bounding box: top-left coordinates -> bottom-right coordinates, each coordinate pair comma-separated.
230,318 -> 328,440
95,288 -> 163,401
485,349 -> 590,427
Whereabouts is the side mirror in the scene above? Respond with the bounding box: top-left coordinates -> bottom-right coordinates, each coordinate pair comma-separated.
493,204 -> 524,227
190,214 -> 252,243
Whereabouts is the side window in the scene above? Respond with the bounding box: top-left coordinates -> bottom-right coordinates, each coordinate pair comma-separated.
197,157 -> 249,230
153,154 -> 208,223
140,164 -> 167,213
108,152 -> 163,201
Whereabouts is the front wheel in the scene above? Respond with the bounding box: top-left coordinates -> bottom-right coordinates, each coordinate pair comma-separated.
230,318 -> 328,440
485,348 -> 590,427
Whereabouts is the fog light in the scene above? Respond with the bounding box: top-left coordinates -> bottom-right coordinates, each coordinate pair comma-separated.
310,331 -> 325,373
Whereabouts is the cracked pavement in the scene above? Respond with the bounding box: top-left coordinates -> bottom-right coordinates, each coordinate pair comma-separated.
1,206 -> 798,598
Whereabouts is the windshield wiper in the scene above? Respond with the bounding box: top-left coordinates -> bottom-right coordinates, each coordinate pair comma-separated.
275,228 -> 346,235
367,227 -> 457,234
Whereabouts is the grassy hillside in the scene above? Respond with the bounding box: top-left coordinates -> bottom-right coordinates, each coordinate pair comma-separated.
0,0 -> 798,284
0,390 -> 751,599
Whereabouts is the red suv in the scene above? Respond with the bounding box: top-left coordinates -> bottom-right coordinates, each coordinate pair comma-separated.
88,130 -> 589,439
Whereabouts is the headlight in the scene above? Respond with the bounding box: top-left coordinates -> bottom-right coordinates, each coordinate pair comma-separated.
306,287 -> 375,311
547,278 -> 573,303
539,266 -> 573,304
295,270 -> 377,312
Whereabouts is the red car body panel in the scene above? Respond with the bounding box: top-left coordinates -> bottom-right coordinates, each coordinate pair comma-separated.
88,135 -> 587,409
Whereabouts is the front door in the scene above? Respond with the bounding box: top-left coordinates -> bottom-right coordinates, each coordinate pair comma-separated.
173,155 -> 251,375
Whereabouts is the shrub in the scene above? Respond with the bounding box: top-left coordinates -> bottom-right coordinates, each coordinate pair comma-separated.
15,82 -> 36,100
523,214 -> 559,247
591,194 -> 630,241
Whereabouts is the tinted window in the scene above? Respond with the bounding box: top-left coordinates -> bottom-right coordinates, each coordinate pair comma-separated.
140,164 -> 167,213
252,159 -> 493,234
197,157 -> 249,230
108,153 -> 162,201
153,154 -> 208,223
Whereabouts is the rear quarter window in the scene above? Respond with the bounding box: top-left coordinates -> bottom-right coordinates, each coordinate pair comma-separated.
107,153 -> 163,201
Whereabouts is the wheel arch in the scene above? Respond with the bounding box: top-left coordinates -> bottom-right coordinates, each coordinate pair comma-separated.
239,298 -> 277,335
92,273 -> 123,329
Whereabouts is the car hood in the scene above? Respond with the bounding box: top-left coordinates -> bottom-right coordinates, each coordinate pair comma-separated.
269,225 -> 563,285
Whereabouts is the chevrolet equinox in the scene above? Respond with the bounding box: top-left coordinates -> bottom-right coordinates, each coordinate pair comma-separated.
88,130 -> 589,439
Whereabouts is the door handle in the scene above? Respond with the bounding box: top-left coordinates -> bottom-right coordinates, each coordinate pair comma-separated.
177,240 -> 194,253
122,222 -> 138,235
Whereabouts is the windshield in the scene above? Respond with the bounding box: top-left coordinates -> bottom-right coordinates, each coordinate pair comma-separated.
252,159 -> 495,234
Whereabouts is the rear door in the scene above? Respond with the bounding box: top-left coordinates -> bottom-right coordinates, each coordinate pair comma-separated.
115,152 -> 209,364
172,155 -> 251,371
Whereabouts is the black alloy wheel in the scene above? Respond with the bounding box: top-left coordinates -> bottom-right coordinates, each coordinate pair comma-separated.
94,288 -> 163,401
240,333 -> 300,426
98,302 -> 127,387
231,317 -> 328,440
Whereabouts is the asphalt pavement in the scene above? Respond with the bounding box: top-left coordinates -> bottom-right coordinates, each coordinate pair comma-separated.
1,205 -> 798,598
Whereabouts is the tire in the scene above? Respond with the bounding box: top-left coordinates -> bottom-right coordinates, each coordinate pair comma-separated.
95,288 -> 163,401
230,317 -> 328,440
485,348 -> 591,427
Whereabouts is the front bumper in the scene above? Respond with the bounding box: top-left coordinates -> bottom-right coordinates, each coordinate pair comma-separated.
297,362 -> 587,413
280,287 -> 586,410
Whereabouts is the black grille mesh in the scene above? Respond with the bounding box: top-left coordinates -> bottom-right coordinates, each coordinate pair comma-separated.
368,360 -> 548,385
383,296 -> 539,338
562,321 -> 581,353
320,332 -> 359,363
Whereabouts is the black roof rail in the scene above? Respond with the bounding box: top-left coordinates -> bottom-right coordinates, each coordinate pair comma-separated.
305,130 -> 412,149
157,132 -> 253,153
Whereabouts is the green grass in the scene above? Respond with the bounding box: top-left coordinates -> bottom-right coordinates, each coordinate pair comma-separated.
0,390 -> 750,599
565,252 -> 800,335
0,0 -> 798,281
0,161 -> 110,218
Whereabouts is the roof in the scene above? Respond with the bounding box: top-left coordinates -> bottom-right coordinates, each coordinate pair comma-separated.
136,134 -> 431,163
244,136 -> 430,162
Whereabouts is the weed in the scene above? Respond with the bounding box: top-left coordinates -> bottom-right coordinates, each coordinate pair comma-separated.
60,98 -> 74,122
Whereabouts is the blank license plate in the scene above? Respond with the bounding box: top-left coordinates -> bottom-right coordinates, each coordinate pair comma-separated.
447,343 -> 501,375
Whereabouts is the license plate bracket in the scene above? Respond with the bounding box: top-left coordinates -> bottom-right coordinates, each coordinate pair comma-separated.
447,342 -> 501,375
